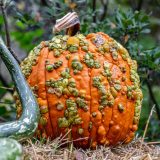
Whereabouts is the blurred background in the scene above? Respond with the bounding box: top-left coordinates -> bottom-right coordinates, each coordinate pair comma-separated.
0,0 -> 160,142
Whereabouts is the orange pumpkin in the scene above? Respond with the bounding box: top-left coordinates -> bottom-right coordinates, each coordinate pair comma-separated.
16,12 -> 143,148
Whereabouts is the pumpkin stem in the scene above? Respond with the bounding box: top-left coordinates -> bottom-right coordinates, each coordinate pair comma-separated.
53,12 -> 80,36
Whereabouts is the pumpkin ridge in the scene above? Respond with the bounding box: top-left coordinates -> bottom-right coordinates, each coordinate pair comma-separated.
67,48 -> 84,146
95,33 -> 134,145
103,43 -> 129,145
91,33 -> 106,147
37,47 -> 53,137
86,33 -> 112,146
118,45 -> 136,143
123,60 -> 143,143
80,44 -> 92,148
111,45 -> 132,144
88,55 -> 92,147
76,47 -> 89,147
45,49 -> 65,138
44,49 -> 55,136
105,54 -> 127,145
96,33 -> 115,145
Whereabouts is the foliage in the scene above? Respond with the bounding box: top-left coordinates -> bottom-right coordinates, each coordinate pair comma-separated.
0,0 -> 160,141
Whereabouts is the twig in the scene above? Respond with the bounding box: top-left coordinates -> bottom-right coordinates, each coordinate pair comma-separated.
0,1 -> 20,63
0,116 -> 7,122
63,149 -> 69,160
0,74 -> 14,99
0,86 -> 14,91
92,0 -> 97,23
100,0 -> 108,21
69,142 -> 73,159
129,0 -> 144,11
123,149 -> 138,160
146,80 -> 160,120
0,1 -> 10,48
57,137 -> 88,148
41,0 -> 48,6
4,0 -> 12,9
141,105 -> 155,144
147,141 -> 160,145
0,101 -> 14,105
27,139 -> 38,160
136,0 -> 144,11
128,0 -> 136,11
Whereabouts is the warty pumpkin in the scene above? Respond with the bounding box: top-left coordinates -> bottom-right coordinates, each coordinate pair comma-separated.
16,12 -> 143,148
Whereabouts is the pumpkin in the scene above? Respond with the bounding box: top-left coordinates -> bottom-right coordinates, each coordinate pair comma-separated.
17,12 -> 143,148
0,38 -> 40,139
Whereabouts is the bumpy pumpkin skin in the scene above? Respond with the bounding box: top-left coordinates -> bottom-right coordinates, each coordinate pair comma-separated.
17,32 -> 143,148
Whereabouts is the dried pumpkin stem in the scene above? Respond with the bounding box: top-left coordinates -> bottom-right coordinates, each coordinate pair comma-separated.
53,12 -> 80,36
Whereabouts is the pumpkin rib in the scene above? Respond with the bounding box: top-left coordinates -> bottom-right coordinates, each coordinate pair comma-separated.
67,51 -> 82,146
111,96 -> 128,145
114,49 -> 132,144
124,65 -> 142,143
104,48 -> 131,145
115,48 -> 137,143
16,54 -> 39,118
105,64 -> 126,145
81,35 -> 94,147
85,36 -> 100,147
123,101 -> 135,143
26,53 -> 41,136
95,33 -> 117,145
54,50 -> 71,138
88,67 -> 92,147
37,48 -> 53,137
91,68 -> 104,146
96,33 -> 137,145
77,47 -> 91,147
78,48 -> 91,147
96,56 -> 108,145
45,49 -> 59,138
87,33 -> 115,146
104,65 -> 119,145
45,50 -> 63,138
116,63 -> 134,144
85,43 -> 93,148
16,46 -> 42,119
90,69 -> 99,147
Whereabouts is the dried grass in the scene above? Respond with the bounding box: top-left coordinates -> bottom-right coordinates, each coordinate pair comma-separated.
22,137 -> 160,160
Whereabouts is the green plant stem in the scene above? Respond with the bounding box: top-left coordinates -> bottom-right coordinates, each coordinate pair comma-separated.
0,38 -> 40,139
146,80 -> 160,120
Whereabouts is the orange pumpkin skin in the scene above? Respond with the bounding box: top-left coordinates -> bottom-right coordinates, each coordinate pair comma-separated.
18,32 -> 143,148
